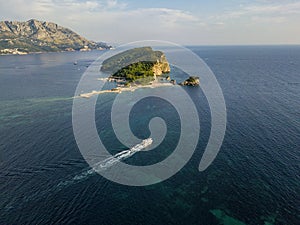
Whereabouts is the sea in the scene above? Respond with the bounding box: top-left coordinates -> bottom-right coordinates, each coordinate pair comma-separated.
0,46 -> 299,225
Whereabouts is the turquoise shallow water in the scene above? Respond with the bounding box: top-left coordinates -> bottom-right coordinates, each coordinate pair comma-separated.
0,47 -> 299,224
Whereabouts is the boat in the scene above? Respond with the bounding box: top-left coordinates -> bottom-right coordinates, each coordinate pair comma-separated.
130,138 -> 153,152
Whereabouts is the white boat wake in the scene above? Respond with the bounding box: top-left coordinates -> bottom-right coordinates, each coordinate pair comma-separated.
58,138 -> 153,186
4,138 -> 153,211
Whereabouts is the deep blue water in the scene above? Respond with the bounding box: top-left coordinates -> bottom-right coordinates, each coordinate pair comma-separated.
0,47 -> 299,225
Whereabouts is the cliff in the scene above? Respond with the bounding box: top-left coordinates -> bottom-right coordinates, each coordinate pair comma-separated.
0,19 -> 110,54
152,58 -> 171,76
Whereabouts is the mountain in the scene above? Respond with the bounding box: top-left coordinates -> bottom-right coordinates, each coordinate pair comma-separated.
0,19 -> 111,54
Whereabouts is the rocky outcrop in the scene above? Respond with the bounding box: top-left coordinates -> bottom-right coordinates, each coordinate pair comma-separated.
180,76 -> 200,86
152,57 -> 171,76
0,19 -> 111,54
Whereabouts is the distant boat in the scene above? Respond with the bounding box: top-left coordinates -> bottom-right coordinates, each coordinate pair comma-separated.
73,61 -> 78,65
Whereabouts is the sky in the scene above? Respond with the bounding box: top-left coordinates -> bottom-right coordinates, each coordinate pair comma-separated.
0,0 -> 300,45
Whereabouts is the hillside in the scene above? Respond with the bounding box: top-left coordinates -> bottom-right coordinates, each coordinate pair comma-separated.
0,19 -> 111,54
101,47 -> 171,85
101,47 -> 170,74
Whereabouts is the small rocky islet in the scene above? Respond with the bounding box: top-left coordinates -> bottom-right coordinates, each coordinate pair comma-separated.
179,76 -> 200,86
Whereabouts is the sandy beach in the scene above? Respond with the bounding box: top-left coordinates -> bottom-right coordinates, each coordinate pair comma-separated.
77,80 -> 174,98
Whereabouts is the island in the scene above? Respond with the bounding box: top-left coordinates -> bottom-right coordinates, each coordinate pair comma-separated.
102,47 -> 170,85
179,76 -> 200,86
78,47 -> 172,98
0,19 -> 111,55
78,47 -> 200,98
101,47 -> 170,74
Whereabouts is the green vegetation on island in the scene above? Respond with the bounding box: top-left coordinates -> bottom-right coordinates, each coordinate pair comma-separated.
113,61 -> 157,83
101,47 -> 170,74
101,47 -> 171,85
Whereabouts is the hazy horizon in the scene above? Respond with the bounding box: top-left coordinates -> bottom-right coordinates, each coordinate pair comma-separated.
1,0 -> 300,45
